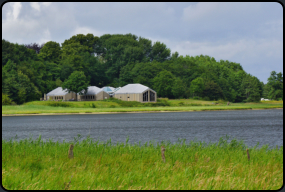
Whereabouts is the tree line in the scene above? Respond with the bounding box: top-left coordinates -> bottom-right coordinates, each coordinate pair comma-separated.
2,33 -> 283,104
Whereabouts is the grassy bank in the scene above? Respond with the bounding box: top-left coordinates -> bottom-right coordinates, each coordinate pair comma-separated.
2,136 -> 283,190
2,99 -> 283,115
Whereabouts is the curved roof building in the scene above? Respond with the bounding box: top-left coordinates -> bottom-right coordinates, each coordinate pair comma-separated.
114,84 -> 156,102
77,86 -> 109,101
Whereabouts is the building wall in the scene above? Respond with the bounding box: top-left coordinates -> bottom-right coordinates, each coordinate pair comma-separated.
114,93 -> 140,102
96,91 -> 110,100
78,91 -> 110,101
114,90 -> 157,103
64,92 -> 77,101
47,95 -> 64,101
78,95 -> 96,101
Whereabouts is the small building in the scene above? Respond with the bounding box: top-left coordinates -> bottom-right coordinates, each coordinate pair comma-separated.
77,86 -> 110,101
45,87 -> 77,101
113,83 -> 157,103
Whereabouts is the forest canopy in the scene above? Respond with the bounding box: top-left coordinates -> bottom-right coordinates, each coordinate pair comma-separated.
2,33 -> 283,104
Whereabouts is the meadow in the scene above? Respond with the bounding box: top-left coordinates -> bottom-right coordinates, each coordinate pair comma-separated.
2,98 -> 283,115
2,135 -> 283,190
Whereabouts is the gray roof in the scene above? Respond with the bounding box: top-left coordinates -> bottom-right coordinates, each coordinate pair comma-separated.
46,87 -> 71,96
114,84 -> 156,94
113,87 -> 121,93
77,86 -> 104,95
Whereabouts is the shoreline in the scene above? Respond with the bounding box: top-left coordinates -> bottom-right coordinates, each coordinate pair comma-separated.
2,108 -> 283,116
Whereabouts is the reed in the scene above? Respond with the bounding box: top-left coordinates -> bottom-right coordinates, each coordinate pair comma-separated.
246,148 -> 250,161
161,146 -> 166,163
2,135 -> 283,190
68,144 -> 74,159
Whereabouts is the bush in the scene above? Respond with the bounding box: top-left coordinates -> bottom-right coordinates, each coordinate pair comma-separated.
193,96 -> 200,100
2,93 -> 16,105
45,101 -> 71,107
203,96 -> 210,101
90,103 -> 96,108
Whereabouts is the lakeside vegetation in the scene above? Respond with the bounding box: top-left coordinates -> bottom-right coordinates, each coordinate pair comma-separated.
2,135 -> 283,190
2,98 -> 283,115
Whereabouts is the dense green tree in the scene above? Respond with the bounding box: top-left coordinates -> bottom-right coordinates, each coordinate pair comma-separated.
172,77 -> 186,99
262,83 -> 270,99
38,41 -> 61,63
2,93 -> 14,105
2,39 -> 38,66
62,71 -> 89,101
240,74 -> 262,102
149,41 -> 171,62
62,33 -> 99,55
190,77 -> 205,98
203,80 -> 224,101
153,70 -> 175,98
267,71 -> 283,100
138,37 -> 152,62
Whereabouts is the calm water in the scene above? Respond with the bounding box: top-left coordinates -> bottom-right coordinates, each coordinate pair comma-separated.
2,109 -> 283,148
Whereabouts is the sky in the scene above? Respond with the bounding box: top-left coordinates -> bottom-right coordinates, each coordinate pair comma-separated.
2,2 -> 283,83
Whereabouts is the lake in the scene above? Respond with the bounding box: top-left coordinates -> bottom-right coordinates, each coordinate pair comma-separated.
2,109 -> 283,148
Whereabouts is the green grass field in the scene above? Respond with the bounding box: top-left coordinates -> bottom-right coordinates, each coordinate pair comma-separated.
2,98 -> 283,115
2,136 -> 283,190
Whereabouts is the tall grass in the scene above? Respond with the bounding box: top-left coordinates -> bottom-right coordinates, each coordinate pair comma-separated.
2,135 -> 283,190
2,99 -> 283,115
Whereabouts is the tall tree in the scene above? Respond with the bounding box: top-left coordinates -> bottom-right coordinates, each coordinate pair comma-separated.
149,41 -> 171,62
62,71 -> 89,101
153,70 -> 175,98
38,41 -> 61,63
24,42 -> 45,54
203,80 -> 224,101
172,77 -> 186,99
240,74 -> 262,102
267,71 -> 283,100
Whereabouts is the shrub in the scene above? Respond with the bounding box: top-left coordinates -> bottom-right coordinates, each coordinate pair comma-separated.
45,101 -> 71,107
193,96 -> 200,100
2,93 -> 16,105
203,96 -> 210,101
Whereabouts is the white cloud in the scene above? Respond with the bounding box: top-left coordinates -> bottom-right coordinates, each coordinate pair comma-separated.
183,2 -> 219,21
30,2 -> 40,11
8,2 -> 22,20
183,2 -> 259,22
38,29 -> 51,44
170,38 -> 282,61
30,2 -> 52,11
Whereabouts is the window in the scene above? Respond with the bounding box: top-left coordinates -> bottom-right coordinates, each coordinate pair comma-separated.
143,91 -> 148,102
150,91 -> 155,101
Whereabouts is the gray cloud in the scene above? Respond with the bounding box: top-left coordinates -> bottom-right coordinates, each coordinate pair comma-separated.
2,2 -> 282,83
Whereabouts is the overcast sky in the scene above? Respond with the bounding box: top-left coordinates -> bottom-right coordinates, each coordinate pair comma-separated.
2,2 -> 283,83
